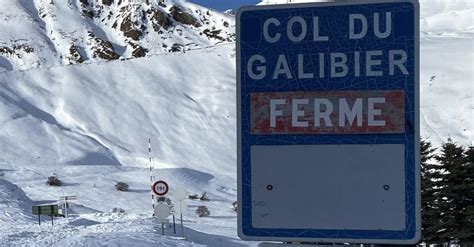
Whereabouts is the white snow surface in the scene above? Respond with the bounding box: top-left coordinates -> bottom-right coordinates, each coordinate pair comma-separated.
0,0 -> 473,246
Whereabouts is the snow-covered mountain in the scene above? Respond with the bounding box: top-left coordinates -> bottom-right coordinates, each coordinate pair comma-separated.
0,0 -> 235,72
0,0 -> 472,245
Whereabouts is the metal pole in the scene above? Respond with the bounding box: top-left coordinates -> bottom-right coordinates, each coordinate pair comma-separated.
51,205 -> 54,226
161,223 -> 165,235
64,199 -> 68,219
173,214 -> 176,234
180,213 -> 184,238
38,207 -> 41,226
149,138 -> 155,215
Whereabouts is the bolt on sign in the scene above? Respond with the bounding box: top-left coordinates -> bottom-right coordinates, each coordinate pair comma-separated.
237,0 -> 420,244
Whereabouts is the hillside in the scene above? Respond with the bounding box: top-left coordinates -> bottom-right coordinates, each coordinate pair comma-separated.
0,44 -> 236,174
0,0 -> 235,72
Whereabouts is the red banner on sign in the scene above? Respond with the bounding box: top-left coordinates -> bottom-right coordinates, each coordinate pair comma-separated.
250,90 -> 405,134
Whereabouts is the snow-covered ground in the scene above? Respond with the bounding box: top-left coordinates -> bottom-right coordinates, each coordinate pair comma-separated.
419,0 -> 473,145
0,0 -> 473,246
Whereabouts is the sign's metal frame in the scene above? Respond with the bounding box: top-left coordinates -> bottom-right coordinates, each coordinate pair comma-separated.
236,0 -> 420,244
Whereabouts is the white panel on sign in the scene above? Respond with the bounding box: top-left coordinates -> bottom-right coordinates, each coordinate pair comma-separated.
174,188 -> 187,201
251,144 -> 405,230
154,203 -> 171,220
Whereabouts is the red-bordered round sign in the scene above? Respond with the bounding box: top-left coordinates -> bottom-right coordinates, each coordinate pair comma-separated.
152,180 -> 169,196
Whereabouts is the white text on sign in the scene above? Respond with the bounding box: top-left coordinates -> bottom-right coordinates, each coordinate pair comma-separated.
246,12 -> 409,80
250,90 -> 405,134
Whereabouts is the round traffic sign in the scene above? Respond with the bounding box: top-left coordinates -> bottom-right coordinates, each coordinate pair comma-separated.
173,187 -> 187,200
154,203 -> 171,220
152,180 -> 169,196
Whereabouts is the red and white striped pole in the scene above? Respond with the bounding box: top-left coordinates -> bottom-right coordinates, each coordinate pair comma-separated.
148,138 -> 155,211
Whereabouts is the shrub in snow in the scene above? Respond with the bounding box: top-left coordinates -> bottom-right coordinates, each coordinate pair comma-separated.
111,207 -> 125,213
46,176 -> 63,186
199,192 -> 209,201
115,182 -> 129,191
196,206 -> 210,217
188,194 -> 199,200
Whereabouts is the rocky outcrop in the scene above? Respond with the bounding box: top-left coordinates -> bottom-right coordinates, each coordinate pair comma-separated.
170,43 -> 183,52
147,8 -> 173,31
68,45 -> 85,64
132,46 -> 148,58
202,29 -> 225,41
0,44 -> 34,58
102,0 -> 113,6
89,32 -> 120,61
170,5 -> 201,27
0,46 -> 14,56
120,14 -> 142,40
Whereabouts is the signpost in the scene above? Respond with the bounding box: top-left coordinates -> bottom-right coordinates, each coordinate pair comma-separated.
237,0 -> 420,244
173,188 -> 188,238
154,203 -> 171,235
152,180 -> 171,235
59,195 -> 77,219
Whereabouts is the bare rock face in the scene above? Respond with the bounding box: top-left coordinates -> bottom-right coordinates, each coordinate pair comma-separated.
120,14 -> 142,41
0,46 -> 15,56
132,46 -> 148,58
83,9 -> 95,18
0,44 -> 34,58
68,45 -> 85,64
170,43 -> 183,52
89,32 -> 120,61
170,5 -> 201,27
147,8 -> 173,31
102,0 -> 113,6
129,42 -> 148,58
202,29 -> 225,41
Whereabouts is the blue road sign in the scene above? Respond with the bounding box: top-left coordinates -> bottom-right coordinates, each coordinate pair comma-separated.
237,0 -> 420,244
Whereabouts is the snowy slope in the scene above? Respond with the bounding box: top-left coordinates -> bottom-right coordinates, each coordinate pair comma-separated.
0,45 -> 236,175
0,0 -> 473,246
418,0 -> 473,145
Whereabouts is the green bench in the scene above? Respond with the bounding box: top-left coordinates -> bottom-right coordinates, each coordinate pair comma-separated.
32,204 -> 62,225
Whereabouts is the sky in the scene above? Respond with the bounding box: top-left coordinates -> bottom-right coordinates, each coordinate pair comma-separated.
188,0 -> 261,11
